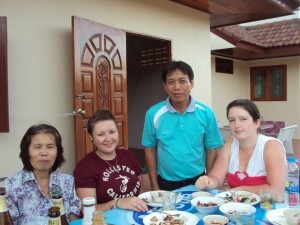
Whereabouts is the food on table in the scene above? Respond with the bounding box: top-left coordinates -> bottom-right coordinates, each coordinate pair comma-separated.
150,216 -> 158,222
196,201 -> 218,207
150,191 -> 165,203
149,214 -> 185,225
222,191 -> 257,204
207,222 -> 223,225
227,210 -> 250,215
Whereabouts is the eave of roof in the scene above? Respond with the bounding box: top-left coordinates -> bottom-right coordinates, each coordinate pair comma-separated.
211,18 -> 300,60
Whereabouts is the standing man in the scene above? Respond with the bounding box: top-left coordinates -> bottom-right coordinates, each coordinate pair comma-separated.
141,60 -> 223,191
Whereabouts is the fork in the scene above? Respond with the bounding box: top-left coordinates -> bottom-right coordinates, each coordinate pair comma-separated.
151,209 -> 181,217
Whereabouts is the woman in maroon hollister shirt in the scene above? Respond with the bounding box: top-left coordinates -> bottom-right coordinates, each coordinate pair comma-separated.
74,110 -> 148,212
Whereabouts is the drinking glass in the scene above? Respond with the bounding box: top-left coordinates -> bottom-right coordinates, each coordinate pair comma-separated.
236,211 -> 255,225
260,188 -> 274,210
161,192 -> 178,211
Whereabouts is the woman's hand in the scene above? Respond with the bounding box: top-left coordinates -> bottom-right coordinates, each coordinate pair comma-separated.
117,196 -> 148,212
195,176 -> 214,190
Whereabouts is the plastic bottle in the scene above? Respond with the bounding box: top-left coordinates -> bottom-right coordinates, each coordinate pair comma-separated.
51,185 -> 69,224
285,157 -> 299,207
82,197 -> 96,225
0,187 -> 14,225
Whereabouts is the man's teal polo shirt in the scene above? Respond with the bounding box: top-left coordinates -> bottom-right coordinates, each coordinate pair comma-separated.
142,96 -> 223,181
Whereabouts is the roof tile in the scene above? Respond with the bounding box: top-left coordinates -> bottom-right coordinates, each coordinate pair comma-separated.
215,18 -> 300,48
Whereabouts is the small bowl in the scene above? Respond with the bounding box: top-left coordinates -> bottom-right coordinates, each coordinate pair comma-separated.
203,215 -> 229,225
219,202 -> 256,222
191,196 -> 224,215
191,191 -> 213,199
283,208 -> 300,224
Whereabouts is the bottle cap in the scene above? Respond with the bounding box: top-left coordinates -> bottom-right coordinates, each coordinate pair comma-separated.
83,197 -> 96,206
51,185 -> 62,198
288,157 -> 296,163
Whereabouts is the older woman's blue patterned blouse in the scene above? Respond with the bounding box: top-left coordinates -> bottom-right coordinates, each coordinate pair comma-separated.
5,170 -> 81,225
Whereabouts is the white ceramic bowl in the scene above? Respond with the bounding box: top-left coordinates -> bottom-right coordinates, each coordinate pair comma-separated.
191,196 -> 224,215
283,208 -> 300,224
191,191 -> 213,199
203,215 -> 229,225
219,202 -> 256,222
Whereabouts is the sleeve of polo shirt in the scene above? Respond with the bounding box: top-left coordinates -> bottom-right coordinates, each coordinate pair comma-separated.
141,110 -> 156,148
204,108 -> 224,149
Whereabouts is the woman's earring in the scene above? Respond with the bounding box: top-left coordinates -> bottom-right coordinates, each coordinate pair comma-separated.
91,140 -> 94,144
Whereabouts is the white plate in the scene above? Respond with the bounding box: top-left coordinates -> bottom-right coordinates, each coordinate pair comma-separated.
266,208 -> 287,225
143,210 -> 199,225
138,191 -> 183,207
215,191 -> 260,205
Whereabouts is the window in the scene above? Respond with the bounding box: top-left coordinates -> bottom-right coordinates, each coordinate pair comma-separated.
250,65 -> 287,101
215,57 -> 233,74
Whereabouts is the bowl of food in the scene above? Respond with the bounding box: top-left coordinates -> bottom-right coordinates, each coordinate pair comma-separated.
191,191 -> 213,199
219,202 -> 256,222
203,215 -> 229,225
191,196 -> 224,215
283,208 -> 300,224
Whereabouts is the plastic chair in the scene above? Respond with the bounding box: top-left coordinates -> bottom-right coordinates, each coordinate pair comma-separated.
277,125 -> 298,154
260,120 -> 287,138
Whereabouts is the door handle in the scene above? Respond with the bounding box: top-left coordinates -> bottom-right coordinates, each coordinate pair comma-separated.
73,109 -> 86,116
75,94 -> 85,99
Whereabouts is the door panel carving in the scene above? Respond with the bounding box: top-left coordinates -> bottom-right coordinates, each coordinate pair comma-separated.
72,16 -> 128,162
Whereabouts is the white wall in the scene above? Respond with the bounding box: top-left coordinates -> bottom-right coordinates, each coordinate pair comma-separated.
0,0 -> 210,177
247,57 -> 300,138
211,55 -> 300,139
211,56 -> 247,126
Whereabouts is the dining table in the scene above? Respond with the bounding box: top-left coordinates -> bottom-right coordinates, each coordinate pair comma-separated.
69,185 -> 286,225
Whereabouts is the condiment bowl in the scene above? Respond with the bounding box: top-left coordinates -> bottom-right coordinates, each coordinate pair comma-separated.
191,191 -> 213,199
203,215 -> 229,225
191,196 -> 224,215
219,202 -> 256,222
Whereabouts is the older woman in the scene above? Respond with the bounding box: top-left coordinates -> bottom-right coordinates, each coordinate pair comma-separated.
73,110 -> 148,212
195,99 -> 286,202
5,124 -> 81,225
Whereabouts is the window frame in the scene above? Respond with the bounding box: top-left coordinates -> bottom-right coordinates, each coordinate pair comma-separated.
215,57 -> 233,74
250,65 -> 287,101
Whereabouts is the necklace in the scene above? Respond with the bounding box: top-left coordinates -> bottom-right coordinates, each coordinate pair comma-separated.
97,151 -> 119,173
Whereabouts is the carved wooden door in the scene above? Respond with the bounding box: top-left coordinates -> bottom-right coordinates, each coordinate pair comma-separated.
72,16 -> 128,163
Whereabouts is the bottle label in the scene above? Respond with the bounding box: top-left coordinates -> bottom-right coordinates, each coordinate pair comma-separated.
48,217 -> 61,225
52,199 -> 65,214
0,196 -> 8,212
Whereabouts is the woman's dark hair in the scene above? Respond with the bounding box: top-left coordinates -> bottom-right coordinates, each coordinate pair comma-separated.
87,110 -> 117,136
226,99 -> 261,122
20,124 -> 65,172
162,60 -> 194,83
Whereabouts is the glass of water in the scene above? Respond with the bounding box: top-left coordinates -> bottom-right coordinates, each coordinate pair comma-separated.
161,192 -> 178,211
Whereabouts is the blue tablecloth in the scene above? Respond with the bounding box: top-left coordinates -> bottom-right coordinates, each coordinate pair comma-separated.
70,185 -> 284,225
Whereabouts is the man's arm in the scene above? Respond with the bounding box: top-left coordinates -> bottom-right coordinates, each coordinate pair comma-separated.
144,147 -> 160,190
205,148 -> 218,174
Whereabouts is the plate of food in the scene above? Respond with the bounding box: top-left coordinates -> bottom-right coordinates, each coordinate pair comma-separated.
215,191 -> 260,205
143,210 -> 199,225
266,208 -> 287,225
138,191 -> 183,207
